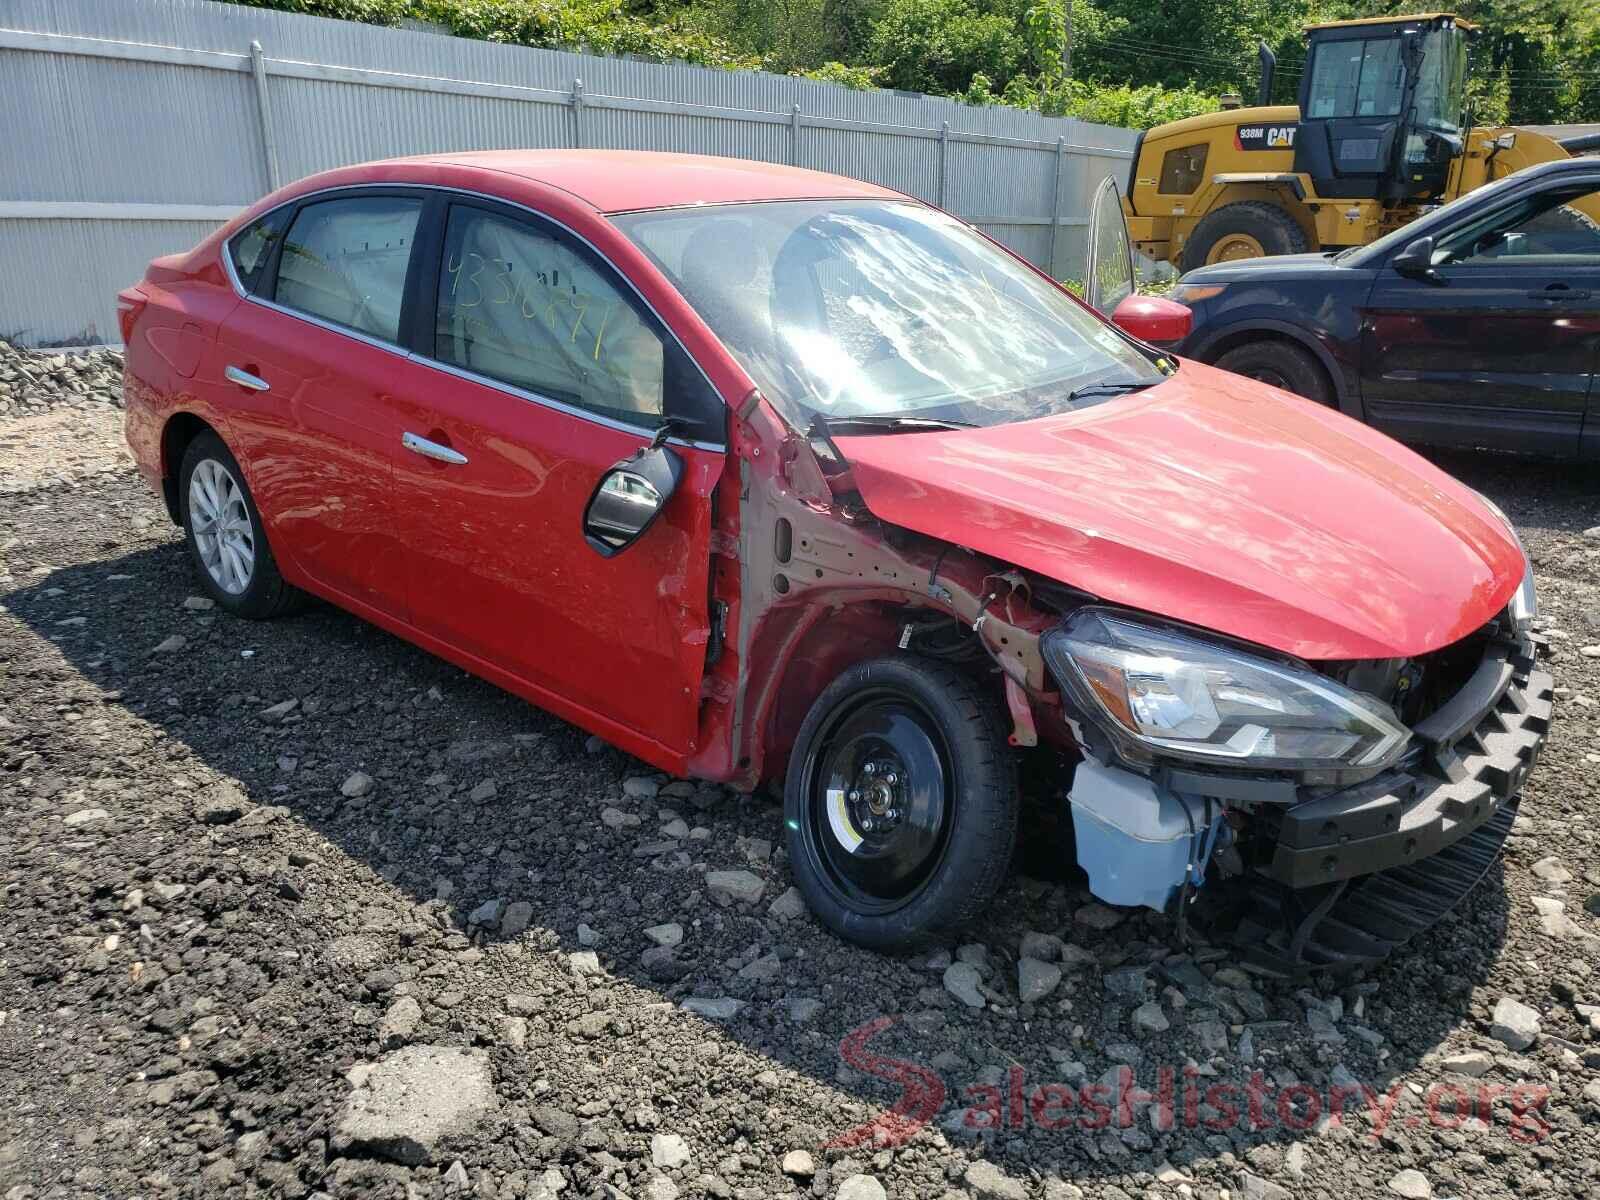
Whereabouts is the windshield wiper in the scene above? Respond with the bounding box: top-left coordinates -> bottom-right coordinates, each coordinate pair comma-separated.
1066,379 -> 1160,404
814,413 -> 977,435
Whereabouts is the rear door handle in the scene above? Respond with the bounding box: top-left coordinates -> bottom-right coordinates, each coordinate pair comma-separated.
224,364 -> 270,392
402,431 -> 468,465
1527,286 -> 1591,302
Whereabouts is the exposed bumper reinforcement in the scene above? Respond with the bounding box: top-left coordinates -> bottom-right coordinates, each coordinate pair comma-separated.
1264,662 -> 1550,890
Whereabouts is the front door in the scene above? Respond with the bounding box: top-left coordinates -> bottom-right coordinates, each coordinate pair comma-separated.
215,190 -> 426,618
396,197 -> 726,759
1360,179 -> 1600,456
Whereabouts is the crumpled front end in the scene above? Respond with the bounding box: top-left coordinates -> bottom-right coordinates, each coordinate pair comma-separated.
1043,606 -> 1551,976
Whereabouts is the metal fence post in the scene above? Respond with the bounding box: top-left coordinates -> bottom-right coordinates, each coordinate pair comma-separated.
789,104 -> 802,166
571,78 -> 585,148
936,122 -> 949,208
1048,135 -> 1065,279
248,40 -> 280,191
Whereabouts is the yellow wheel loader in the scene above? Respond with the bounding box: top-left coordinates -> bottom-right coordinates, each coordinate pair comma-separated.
1122,13 -> 1600,271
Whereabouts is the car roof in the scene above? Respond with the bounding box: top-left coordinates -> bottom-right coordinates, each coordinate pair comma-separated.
384,149 -> 904,213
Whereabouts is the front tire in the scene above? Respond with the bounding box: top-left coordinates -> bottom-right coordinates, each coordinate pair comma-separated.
1215,339 -> 1334,406
178,431 -> 303,619
783,656 -> 1018,952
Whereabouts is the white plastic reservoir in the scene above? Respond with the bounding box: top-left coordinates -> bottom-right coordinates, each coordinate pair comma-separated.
1068,760 -> 1209,911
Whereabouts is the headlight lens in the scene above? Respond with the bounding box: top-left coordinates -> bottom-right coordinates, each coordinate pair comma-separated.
1043,611 -> 1409,771
1473,492 -> 1536,631
1169,283 -> 1226,305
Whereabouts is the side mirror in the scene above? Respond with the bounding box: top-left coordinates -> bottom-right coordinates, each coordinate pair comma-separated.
1110,294 -> 1194,345
1392,235 -> 1442,282
583,443 -> 684,557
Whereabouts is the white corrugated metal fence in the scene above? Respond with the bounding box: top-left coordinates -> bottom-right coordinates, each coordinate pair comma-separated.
0,0 -> 1137,345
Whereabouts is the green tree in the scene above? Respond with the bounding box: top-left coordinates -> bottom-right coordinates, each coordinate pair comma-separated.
868,0 -> 1026,94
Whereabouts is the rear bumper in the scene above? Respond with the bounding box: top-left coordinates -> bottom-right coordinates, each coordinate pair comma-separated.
1264,643 -> 1551,890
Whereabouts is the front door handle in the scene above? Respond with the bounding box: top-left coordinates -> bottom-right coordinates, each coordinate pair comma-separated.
1527,285 -> 1591,302
402,431 -> 468,465
224,364 -> 270,392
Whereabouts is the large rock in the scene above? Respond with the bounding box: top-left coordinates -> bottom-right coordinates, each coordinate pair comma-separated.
1490,997 -> 1541,1050
1018,957 -> 1062,1004
706,869 -> 765,906
335,1045 -> 497,1165
965,1159 -> 1029,1200
943,961 -> 986,1009
836,1176 -> 887,1200
377,996 -> 422,1048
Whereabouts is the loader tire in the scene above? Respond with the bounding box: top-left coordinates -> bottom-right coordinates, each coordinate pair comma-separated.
1181,201 -> 1310,271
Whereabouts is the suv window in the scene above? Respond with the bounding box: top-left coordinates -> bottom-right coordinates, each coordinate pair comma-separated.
433,204 -> 665,427
228,208 -> 290,294
1444,188 -> 1600,265
273,195 -> 422,343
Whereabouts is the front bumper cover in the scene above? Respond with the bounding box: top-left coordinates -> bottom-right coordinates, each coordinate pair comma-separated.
1190,633 -> 1551,973
1265,641 -> 1551,889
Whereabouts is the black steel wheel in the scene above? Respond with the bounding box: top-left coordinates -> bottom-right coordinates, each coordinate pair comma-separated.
784,656 -> 1018,951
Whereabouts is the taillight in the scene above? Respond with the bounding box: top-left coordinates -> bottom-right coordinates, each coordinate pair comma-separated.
116,286 -> 149,346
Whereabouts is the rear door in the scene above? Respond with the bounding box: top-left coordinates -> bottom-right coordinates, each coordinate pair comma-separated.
395,196 -> 726,759
214,189 -> 426,619
1360,178 -> 1600,456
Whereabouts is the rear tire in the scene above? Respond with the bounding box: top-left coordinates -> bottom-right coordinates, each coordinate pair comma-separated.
783,656 -> 1018,952
178,432 -> 304,619
1215,339 -> 1333,406
1181,201 -> 1310,271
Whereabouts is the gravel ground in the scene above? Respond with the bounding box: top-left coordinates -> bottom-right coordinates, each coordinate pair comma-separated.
1,343 -> 1599,1200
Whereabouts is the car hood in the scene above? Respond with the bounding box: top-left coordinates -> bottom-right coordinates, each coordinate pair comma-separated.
1182,251 -> 1348,284
833,360 -> 1522,661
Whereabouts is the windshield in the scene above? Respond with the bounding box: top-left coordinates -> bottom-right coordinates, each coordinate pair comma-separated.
613,199 -> 1163,430
1413,28 -> 1467,133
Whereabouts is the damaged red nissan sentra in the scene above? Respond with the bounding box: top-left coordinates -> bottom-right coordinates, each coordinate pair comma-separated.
120,151 -> 1550,974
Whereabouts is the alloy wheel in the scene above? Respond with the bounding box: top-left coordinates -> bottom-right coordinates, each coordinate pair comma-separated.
188,458 -> 255,595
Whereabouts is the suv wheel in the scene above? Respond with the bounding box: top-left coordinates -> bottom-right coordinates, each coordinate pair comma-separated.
1215,340 -> 1333,406
783,656 -> 1018,951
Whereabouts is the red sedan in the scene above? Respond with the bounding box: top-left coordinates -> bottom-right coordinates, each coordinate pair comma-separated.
121,151 -> 1548,970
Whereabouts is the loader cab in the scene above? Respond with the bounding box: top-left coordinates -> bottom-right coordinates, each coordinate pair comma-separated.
1294,14 -> 1473,204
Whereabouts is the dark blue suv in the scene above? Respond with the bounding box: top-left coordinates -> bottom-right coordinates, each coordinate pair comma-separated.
1169,157 -> 1600,461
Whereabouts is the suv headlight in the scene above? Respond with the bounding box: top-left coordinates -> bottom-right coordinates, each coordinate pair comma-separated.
1473,492 -> 1536,631
1042,611 -> 1409,771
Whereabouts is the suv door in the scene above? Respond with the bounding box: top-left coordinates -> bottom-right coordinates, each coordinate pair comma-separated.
398,197 -> 727,758
215,189 -> 426,617
1360,177 -> 1600,456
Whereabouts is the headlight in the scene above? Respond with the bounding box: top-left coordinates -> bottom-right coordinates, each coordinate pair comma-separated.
1043,611 -> 1409,771
1473,492 -> 1536,631
1169,283 -> 1226,305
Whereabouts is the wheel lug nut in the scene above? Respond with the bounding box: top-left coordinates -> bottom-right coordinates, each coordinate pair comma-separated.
883,772 -> 898,785
847,789 -> 861,802
862,763 -> 876,776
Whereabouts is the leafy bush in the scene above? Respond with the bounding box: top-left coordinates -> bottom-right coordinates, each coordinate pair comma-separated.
794,60 -> 882,89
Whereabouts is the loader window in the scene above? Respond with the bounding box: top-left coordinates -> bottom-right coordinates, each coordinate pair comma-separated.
1412,29 -> 1467,134
1306,37 -> 1405,120
1158,144 -> 1208,195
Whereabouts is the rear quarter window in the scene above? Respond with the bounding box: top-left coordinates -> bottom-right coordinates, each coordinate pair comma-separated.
227,208 -> 290,294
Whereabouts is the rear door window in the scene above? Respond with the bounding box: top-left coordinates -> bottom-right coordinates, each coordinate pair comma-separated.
272,195 -> 423,343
